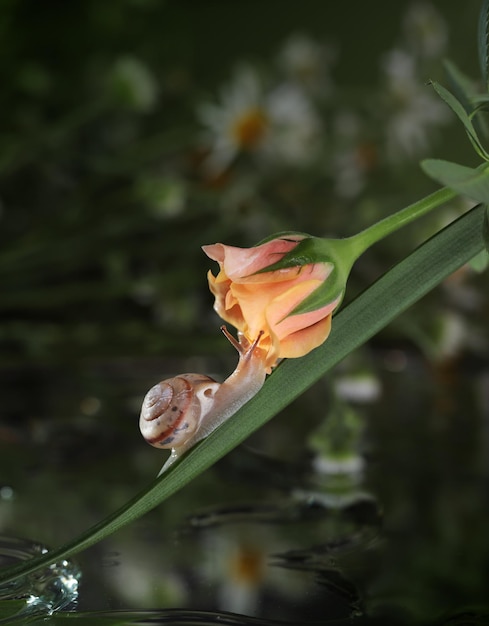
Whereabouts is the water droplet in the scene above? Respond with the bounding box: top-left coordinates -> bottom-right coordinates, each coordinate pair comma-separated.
0,535 -> 81,620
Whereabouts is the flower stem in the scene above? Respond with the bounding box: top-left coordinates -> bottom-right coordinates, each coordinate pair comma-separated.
346,186 -> 458,260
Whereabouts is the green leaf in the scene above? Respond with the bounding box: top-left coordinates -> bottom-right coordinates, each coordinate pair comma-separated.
469,249 -> 489,272
478,0 -> 489,90
443,60 -> 489,140
421,159 -> 489,204
484,204 -> 489,251
0,599 -> 28,621
430,81 -> 489,160
444,59 -> 477,113
0,203 -> 486,587
472,94 -> 489,105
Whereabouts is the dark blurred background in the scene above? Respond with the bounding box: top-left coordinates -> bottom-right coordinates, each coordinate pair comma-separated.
0,0 -> 480,364
1,2 -> 489,620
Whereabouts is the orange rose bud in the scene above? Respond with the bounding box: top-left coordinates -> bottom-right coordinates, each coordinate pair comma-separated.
203,235 -> 342,371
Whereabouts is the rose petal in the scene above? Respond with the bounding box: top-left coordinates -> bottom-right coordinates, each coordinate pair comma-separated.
204,237 -> 340,370
275,316 -> 333,359
269,284 -> 341,341
203,238 -> 304,282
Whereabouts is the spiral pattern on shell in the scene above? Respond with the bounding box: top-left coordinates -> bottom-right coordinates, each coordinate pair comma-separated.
139,374 -> 216,448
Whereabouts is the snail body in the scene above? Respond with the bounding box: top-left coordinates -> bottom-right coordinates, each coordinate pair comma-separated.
140,327 -> 267,473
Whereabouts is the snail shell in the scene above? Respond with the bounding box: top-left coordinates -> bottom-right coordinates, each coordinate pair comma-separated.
140,373 -> 220,449
140,327 -> 268,474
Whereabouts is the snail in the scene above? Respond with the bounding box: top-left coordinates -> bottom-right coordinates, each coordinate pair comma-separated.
140,326 -> 267,474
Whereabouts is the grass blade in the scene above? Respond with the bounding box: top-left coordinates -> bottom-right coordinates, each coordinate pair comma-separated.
430,81 -> 489,160
422,159 -> 489,203
0,203 -> 486,585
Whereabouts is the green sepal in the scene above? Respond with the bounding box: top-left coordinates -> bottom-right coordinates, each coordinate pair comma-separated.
251,236 -> 331,272
289,263 -> 345,316
251,236 -> 357,317
254,230 -> 310,246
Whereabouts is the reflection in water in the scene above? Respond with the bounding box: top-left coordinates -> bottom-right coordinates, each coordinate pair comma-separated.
181,486 -> 381,621
40,607 -> 361,624
0,535 -> 80,622
1,349 -> 488,623
185,495 -> 379,530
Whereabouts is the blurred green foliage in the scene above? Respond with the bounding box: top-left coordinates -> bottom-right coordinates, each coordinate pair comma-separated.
0,0 -> 481,365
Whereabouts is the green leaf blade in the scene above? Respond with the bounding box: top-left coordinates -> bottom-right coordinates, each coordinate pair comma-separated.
444,60 -> 476,109
0,204 -> 486,587
484,204 -> 489,251
421,159 -> 489,204
430,81 -> 489,160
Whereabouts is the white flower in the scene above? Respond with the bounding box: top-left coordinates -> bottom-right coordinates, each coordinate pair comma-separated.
382,49 -> 451,161
335,374 -> 382,404
332,149 -> 368,199
331,112 -> 373,199
382,48 -> 418,95
197,65 -> 322,173
402,2 -> 448,59
198,523 -> 304,616
278,33 -> 335,95
198,66 -> 266,172
385,90 -> 450,161
265,82 -> 322,166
